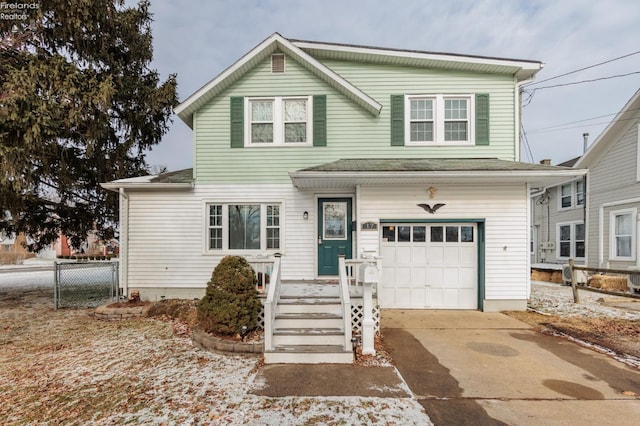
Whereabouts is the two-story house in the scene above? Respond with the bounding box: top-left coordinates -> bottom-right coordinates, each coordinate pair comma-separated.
530,156 -> 586,266
103,33 -> 585,312
575,89 -> 640,270
531,89 -> 640,277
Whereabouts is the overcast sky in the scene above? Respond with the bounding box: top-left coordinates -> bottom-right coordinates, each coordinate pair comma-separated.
142,0 -> 640,171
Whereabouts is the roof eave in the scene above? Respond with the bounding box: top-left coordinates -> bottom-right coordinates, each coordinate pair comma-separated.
100,182 -> 193,192
289,169 -> 587,189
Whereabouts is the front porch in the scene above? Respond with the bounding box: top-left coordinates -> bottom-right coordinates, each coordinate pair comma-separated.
249,256 -> 381,364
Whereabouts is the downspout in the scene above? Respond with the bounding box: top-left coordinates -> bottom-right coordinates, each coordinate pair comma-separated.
119,188 -> 129,298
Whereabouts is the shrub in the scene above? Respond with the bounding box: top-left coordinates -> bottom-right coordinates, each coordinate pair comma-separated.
197,256 -> 261,336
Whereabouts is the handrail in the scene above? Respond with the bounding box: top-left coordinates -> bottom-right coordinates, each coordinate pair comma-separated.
338,255 -> 353,352
263,255 -> 281,351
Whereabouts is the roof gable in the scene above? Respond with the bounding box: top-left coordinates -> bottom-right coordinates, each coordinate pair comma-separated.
174,33 -> 383,128
575,89 -> 640,169
174,33 -> 544,128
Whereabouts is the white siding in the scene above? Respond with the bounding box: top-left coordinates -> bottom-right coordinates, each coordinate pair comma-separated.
125,185 -> 318,293
358,184 -> 529,301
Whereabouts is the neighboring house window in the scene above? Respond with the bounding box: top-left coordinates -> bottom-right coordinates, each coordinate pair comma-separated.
206,203 -> 281,252
405,95 -> 474,145
557,222 -> 585,259
246,96 -> 312,146
610,209 -> 636,260
559,180 -> 585,209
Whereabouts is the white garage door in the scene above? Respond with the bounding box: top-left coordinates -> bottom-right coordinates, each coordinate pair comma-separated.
380,223 -> 478,309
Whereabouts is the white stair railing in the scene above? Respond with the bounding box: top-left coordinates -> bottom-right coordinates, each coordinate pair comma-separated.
263,254 -> 282,351
338,255 -> 353,352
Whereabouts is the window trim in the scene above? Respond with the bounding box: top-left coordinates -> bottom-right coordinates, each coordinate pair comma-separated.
404,94 -> 475,146
245,96 -> 313,147
558,179 -> 585,211
204,202 -> 284,254
609,208 -> 636,261
556,221 -> 585,260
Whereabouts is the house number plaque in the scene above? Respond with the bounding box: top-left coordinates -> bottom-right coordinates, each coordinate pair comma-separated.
361,221 -> 378,231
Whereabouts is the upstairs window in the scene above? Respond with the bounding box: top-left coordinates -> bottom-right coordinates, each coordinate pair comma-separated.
559,180 -> 585,210
557,222 -> 585,259
246,96 -> 312,146
405,95 -> 474,145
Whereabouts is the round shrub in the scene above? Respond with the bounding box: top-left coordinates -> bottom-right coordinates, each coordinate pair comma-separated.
197,256 -> 261,336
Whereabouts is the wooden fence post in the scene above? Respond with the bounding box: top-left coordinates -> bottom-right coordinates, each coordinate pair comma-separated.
569,258 -> 580,303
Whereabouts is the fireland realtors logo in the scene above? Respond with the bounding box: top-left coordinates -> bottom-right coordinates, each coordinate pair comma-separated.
1,2 -> 39,21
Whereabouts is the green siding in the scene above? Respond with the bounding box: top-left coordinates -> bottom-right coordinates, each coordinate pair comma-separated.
195,55 -> 518,184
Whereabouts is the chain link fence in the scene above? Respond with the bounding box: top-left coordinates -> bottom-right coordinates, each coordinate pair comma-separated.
54,261 -> 119,309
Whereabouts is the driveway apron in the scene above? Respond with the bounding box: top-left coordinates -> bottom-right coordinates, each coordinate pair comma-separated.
383,310 -> 640,426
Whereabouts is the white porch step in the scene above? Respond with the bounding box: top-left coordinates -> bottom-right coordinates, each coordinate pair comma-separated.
277,300 -> 342,314
274,313 -> 343,329
264,345 -> 354,364
272,328 -> 344,346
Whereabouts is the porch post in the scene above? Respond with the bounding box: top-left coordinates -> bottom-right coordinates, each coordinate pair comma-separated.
362,280 -> 375,355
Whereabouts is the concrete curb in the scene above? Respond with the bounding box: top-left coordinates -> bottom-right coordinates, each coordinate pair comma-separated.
192,328 -> 263,357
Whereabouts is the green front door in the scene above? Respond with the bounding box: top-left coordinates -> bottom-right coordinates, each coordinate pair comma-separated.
317,198 -> 353,276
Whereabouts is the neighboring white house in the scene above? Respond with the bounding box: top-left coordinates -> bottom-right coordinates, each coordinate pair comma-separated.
530,156 -> 586,265
103,33 -> 585,312
574,89 -> 640,270
531,89 -> 640,273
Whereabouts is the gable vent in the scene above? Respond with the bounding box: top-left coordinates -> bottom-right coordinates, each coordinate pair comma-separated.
271,54 -> 285,73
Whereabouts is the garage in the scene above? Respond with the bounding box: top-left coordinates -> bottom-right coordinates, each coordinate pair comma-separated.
379,222 -> 478,309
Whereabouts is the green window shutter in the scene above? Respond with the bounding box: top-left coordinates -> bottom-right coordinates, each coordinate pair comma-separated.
390,95 -> 405,146
230,96 -> 244,148
313,95 -> 327,146
475,93 -> 490,146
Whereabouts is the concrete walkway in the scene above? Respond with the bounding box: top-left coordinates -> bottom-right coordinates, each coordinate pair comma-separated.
383,310 -> 640,426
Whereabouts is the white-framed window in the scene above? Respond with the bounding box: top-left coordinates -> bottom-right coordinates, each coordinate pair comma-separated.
610,208 -> 636,260
206,203 -> 282,252
557,221 -> 585,259
405,94 -> 474,145
559,180 -> 585,210
246,96 -> 312,146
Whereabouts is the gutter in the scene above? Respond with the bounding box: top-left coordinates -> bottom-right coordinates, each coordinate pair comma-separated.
100,182 -> 193,191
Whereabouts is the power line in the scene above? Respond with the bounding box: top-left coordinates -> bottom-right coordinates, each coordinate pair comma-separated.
527,107 -> 640,133
524,49 -> 640,87
520,123 -> 535,162
530,71 -> 640,91
526,115 -> 639,135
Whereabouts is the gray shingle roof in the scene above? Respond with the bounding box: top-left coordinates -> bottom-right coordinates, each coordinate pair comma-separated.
150,168 -> 193,183
297,158 -> 573,173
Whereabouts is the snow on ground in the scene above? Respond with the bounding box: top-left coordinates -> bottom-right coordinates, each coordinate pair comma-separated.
3,273 -> 639,424
530,281 -> 640,320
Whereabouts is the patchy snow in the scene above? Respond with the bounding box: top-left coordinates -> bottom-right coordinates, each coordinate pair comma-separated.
0,292 -> 431,425
529,281 -> 640,320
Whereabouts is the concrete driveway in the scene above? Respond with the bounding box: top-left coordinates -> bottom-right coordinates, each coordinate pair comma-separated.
383,310 -> 640,426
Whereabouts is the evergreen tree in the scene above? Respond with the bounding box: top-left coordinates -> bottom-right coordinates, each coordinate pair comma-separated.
0,0 -> 177,251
